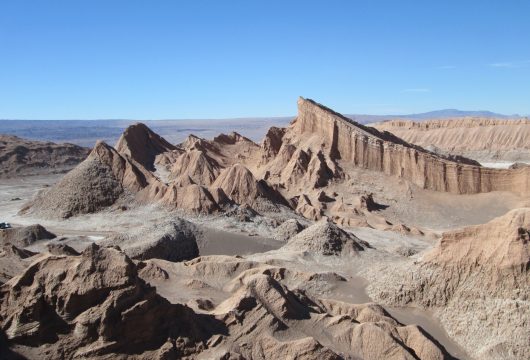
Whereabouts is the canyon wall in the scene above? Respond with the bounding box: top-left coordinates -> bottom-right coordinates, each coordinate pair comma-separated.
294,98 -> 530,195
373,118 -> 530,162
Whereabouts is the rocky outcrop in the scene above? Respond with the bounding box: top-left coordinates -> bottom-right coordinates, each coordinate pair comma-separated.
19,100 -> 529,226
0,243 -> 38,284
283,220 -> 367,255
366,208 -> 530,359
374,118 -> 530,162
0,242 -> 454,359
100,219 -> 199,262
424,208 -> 530,272
46,243 -> 80,256
20,141 -> 154,218
212,164 -> 287,210
169,149 -> 220,185
0,244 -> 218,359
273,219 -> 306,241
294,194 -> 323,220
0,134 -> 89,178
261,126 -> 286,160
291,98 -> 530,195
210,269 -> 449,359
115,122 -> 177,170
212,131 -> 253,145
0,224 -> 55,247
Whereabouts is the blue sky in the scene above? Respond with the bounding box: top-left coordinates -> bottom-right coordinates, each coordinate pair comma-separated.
1,0 -> 529,119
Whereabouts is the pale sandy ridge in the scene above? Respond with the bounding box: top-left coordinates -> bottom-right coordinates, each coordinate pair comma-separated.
373,118 -> 530,162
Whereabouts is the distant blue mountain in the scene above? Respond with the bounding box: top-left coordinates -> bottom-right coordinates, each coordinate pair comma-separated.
346,109 -> 521,124
401,109 -> 515,119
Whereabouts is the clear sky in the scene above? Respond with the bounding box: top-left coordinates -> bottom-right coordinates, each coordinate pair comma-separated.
1,0 -> 529,119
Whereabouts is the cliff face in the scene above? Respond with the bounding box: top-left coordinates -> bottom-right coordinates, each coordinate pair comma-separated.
373,118 -> 530,162
292,98 -> 530,195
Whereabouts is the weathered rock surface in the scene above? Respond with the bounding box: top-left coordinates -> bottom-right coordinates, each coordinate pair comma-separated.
0,134 -> 89,178
0,244 -> 219,359
140,254 -> 452,360
212,164 -> 287,211
283,221 -> 367,255
0,224 -> 55,247
0,243 -> 38,284
169,149 -> 220,185
46,243 -> 80,256
273,219 -> 306,241
20,141 -> 154,218
115,122 -> 178,170
290,98 -> 530,195
23,99 -> 529,227
100,219 -> 200,262
366,208 -> 530,360
373,118 -> 530,162
0,243 -> 452,360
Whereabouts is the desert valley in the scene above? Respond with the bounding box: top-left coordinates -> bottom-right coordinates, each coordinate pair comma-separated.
0,97 -> 528,359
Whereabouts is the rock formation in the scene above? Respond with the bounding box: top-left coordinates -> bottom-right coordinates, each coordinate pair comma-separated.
0,244 -> 219,359
0,224 -> 55,247
150,253 -> 454,359
46,243 -> 80,256
373,117 -> 530,162
115,122 -> 178,170
169,149 -> 220,185
212,164 -> 287,211
100,219 -> 199,262
0,243 -> 38,284
20,140 -> 153,218
7,97 -> 530,360
366,208 -> 530,360
0,243 -> 453,359
19,98 -> 530,227
283,220 -> 367,255
285,98 -> 530,195
273,219 -> 306,241
0,134 -> 89,178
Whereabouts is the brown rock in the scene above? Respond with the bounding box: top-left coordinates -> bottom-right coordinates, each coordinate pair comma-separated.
0,224 -> 55,247
46,243 -> 80,256
0,134 -> 89,178
291,97 -> 530,195
374,117 -> 530,162
115,122 -> 177,170
0,244 -> 219,359
169,149 -> 220,185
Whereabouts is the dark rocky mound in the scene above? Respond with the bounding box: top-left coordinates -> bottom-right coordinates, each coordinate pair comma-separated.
274,219 -> 307,241
100,219 -> 200,262
0,224 -> 55,247
19,142 -> 131,219
283,220 -> 367,255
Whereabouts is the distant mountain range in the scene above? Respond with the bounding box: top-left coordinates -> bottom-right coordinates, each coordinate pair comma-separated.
345,109 -> 523,124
